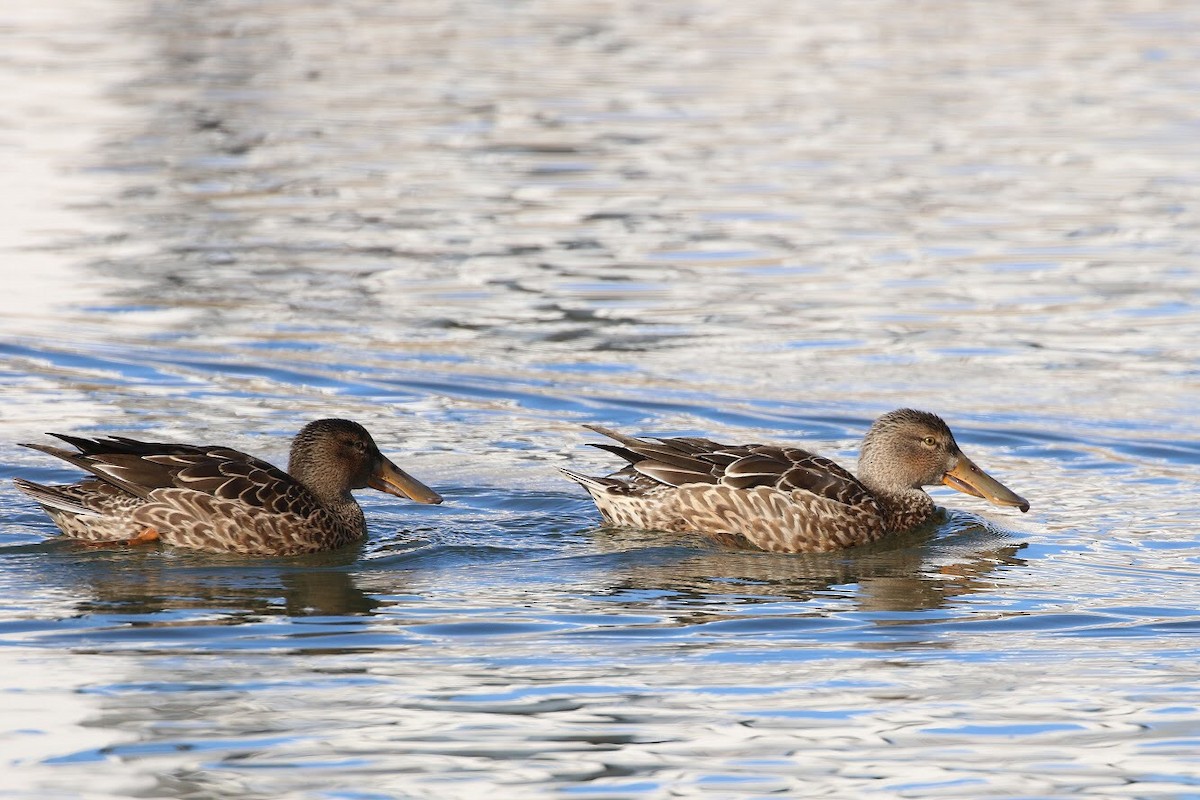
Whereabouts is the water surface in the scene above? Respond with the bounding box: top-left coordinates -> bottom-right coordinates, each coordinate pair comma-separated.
2,1 -> 1200,797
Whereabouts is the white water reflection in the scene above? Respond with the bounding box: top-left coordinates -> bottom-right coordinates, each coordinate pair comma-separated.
0,4 -> 148,341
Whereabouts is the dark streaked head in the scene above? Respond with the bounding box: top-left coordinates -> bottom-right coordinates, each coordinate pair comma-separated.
289,418 -> 443,505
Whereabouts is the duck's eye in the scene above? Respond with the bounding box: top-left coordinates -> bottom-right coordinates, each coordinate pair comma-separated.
922,436 -> 938,448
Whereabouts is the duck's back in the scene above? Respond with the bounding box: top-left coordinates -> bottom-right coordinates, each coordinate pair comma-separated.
565,427 -> 889,552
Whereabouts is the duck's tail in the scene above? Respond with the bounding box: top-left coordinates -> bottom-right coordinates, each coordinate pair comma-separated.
12,478 -> 96,517
558,467 -> 608,492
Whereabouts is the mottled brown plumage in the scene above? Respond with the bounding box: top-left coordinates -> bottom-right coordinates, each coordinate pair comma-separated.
14,419 -> 443,556
562,409 -> 1029,553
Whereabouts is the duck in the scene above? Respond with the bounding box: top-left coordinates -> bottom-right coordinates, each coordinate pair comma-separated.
560,408 -> 1028,553
13,418 -> 443,556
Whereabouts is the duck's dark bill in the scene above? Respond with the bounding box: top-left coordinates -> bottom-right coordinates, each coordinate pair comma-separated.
942,455 -> 1029,513
370,459 -> 443,504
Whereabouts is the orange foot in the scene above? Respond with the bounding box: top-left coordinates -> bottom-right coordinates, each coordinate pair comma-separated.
74,529 -> 160,548
125,528 -> 160,546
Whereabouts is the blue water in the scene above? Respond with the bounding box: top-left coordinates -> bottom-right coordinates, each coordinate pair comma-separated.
3,1 -> 1200,797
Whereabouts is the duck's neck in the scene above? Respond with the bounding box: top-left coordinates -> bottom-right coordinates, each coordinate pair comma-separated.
288,448 -> 352,506
306,481 -> 366,536
289,460 -> 366,533
858,446 -> 937,533
870,488 -> 936,533
329,496 -> 366,534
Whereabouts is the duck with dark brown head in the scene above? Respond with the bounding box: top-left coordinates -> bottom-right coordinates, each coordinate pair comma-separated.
15,418 -> 442,556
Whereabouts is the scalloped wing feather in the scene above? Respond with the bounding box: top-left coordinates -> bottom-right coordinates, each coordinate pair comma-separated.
146,453 -> 322,518
584,425 -> 736,481
585,427 -> 873,507
771,452 -> 874,507
634,462 -> 717,486
32,436 -> 321,519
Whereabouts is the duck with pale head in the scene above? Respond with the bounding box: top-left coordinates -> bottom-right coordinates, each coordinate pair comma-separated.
561,408 -> 1029,553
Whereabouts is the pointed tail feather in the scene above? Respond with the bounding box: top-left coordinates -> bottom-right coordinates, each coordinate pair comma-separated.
18,442 -> 81,461
17,441 -> 156,501
582,424 -> 648,450
12,479 -> 98,518
558,467 -> 607,491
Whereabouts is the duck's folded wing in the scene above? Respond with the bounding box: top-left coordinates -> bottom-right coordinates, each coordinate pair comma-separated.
585,425 -> 738,486
141,449 -> 323,518
26,436 -> 323,518
718,445 -> 869,504
768,448 -> 875,507
586,426 -> 874,508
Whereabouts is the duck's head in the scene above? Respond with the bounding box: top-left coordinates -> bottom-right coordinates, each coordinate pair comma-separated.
289,418 -> 443,505
857,409 -> 1028,512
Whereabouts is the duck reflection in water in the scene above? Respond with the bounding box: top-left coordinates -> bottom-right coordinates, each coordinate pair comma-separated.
584,512 -> 1028,614
63,548 -> 383,618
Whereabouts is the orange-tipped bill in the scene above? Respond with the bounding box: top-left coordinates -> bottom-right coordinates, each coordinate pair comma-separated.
942,454 -> 1029,512
370,458 -> 443,504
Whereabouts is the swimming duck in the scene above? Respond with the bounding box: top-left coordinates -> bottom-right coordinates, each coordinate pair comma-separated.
561,409 -> 1028,553
14,418 -> 442,556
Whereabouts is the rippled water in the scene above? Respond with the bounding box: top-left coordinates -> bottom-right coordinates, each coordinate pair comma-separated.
3,1 -> 1200,797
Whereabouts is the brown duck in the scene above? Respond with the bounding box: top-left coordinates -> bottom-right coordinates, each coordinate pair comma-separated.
561,409 -> 1029,553
14,418 -> 442,556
